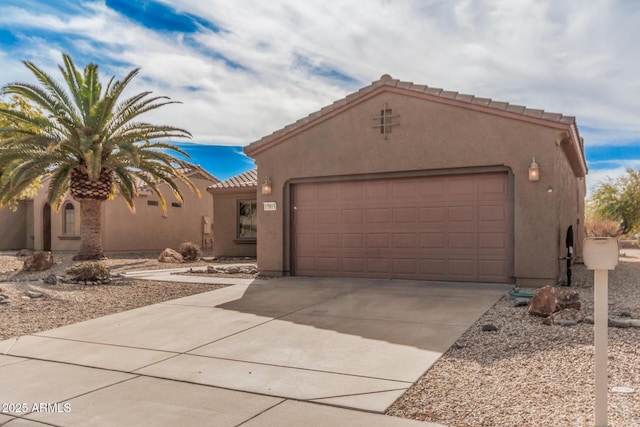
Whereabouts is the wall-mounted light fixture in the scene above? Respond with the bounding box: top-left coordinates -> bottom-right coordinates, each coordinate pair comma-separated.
261,177 -> 272,195
528,158 -> 540,181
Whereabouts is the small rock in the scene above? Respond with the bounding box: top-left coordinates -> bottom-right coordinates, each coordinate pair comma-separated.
482,324 -> 498,332
26,291 -> 43,298
454,341 -> 466,349
21,296 -> 31,301
0,298 -> 10,305
513,298 -> 529,307
226,266 -> 240,274
0,293 -> 8,299
618,311 -> 632,318
43,274 -> 59,285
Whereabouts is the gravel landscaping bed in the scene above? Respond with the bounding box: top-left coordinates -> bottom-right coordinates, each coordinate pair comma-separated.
0,251 -> 229,341
387,250 -> 640,427
1,250 -> 638,426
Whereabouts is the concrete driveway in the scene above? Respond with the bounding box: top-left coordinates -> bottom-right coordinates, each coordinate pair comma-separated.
0,274 -> 509,426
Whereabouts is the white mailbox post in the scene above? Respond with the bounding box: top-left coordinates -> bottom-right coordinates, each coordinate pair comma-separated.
583,237 -> 619,427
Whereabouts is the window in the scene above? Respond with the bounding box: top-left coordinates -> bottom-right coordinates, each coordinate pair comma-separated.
63,202 -> 75,234
371,103 -> 399,136
147,200 -> 159,206
171,202 -> 182,208
238,200 -> 257,239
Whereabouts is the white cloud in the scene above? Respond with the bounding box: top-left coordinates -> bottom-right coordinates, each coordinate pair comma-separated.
0,0 -> 639,151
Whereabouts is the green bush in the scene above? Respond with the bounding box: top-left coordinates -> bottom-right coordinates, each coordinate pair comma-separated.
178,241 -> 201,261
66,262 -> 110,281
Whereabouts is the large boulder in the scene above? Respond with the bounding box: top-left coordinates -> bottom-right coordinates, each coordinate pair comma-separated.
528,285 -> 581,317
158,248 -> 184,263
528,285 -> 557,317
22,252 -> 54,272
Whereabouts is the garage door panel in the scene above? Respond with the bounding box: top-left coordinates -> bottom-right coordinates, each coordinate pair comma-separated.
366,208 -> 390,223
392,233 -> 417,248
317,209 -> 339,224
367,234 -> 390,249
365,181 -> 391,199
448,179 -> 477,201
342,209 -> 364,223
318,257 -> 340,271
340,182 -> 365,201
295,209 -> 317,225
393,258 -> 418,274
479,232 -> 507,250
479,259 -> 507,278
479,204 -> 506,223
420,258 -> 447,276
367,259 -> 390,273
293,172 -> 510,283
448,258 -> 476,278
295,233 -> 317,249
342,233 -> 364,248
478,176 -> 507,200
318,234 -> 340,249
449,233 -> 475,249
420,207 -> 447,222
393,208 -> 417,223
420,233 -> 447,249
343,258 -> 365,273
392,181 -> 417,198
449,206 -> 476,222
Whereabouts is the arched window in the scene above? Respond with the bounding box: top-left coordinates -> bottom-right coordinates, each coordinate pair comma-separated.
63,202 -> 75,235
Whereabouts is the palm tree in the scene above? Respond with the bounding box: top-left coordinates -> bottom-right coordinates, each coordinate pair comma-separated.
0,54 -> 199,260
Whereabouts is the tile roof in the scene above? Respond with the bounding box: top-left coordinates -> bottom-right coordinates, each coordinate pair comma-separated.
208,168 -> 257,190
245,74 -> 579,155
176,166 -> 220,183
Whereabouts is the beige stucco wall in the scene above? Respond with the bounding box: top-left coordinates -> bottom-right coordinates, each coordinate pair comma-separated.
248,90 -> 586,285
102,177 -> 214,252
0,202 -> 28,250
20,175 -> 214,254
211,189 -> 257,258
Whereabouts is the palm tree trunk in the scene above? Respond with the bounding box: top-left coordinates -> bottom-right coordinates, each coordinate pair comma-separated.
74,198 -> 106,260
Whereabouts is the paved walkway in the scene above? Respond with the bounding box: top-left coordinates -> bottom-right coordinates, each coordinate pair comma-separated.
0,269 -> 510,426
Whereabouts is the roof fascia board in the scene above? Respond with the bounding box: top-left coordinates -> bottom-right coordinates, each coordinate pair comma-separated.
207,186 -> 257,195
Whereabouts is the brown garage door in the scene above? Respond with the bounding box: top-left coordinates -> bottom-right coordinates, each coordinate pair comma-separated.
292,172 -> 510,283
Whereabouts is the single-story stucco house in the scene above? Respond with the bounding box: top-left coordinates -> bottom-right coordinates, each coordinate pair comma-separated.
213,75 -> 586,287
0,167 -> 219,253
207,168 -> 257,258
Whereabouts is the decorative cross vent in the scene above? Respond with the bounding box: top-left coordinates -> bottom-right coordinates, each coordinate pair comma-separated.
371,102 -> 399,138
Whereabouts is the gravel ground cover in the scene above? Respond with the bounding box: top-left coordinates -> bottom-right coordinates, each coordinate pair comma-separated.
387,250 -> 640,427
1,250 -> 638,426
0,251 -> 229,340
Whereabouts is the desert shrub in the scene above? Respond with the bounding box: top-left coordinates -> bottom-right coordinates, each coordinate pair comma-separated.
65,262 -> 110,281
178,241 -> 201,260
585,219 -> 623,238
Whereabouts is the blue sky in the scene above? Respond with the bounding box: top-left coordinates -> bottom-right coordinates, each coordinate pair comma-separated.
0,1 -> 639,186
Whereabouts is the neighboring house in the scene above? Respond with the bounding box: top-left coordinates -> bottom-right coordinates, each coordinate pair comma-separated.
240,75 -> 587,287
207,169 -> 257,258
0,167 -> 219,253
